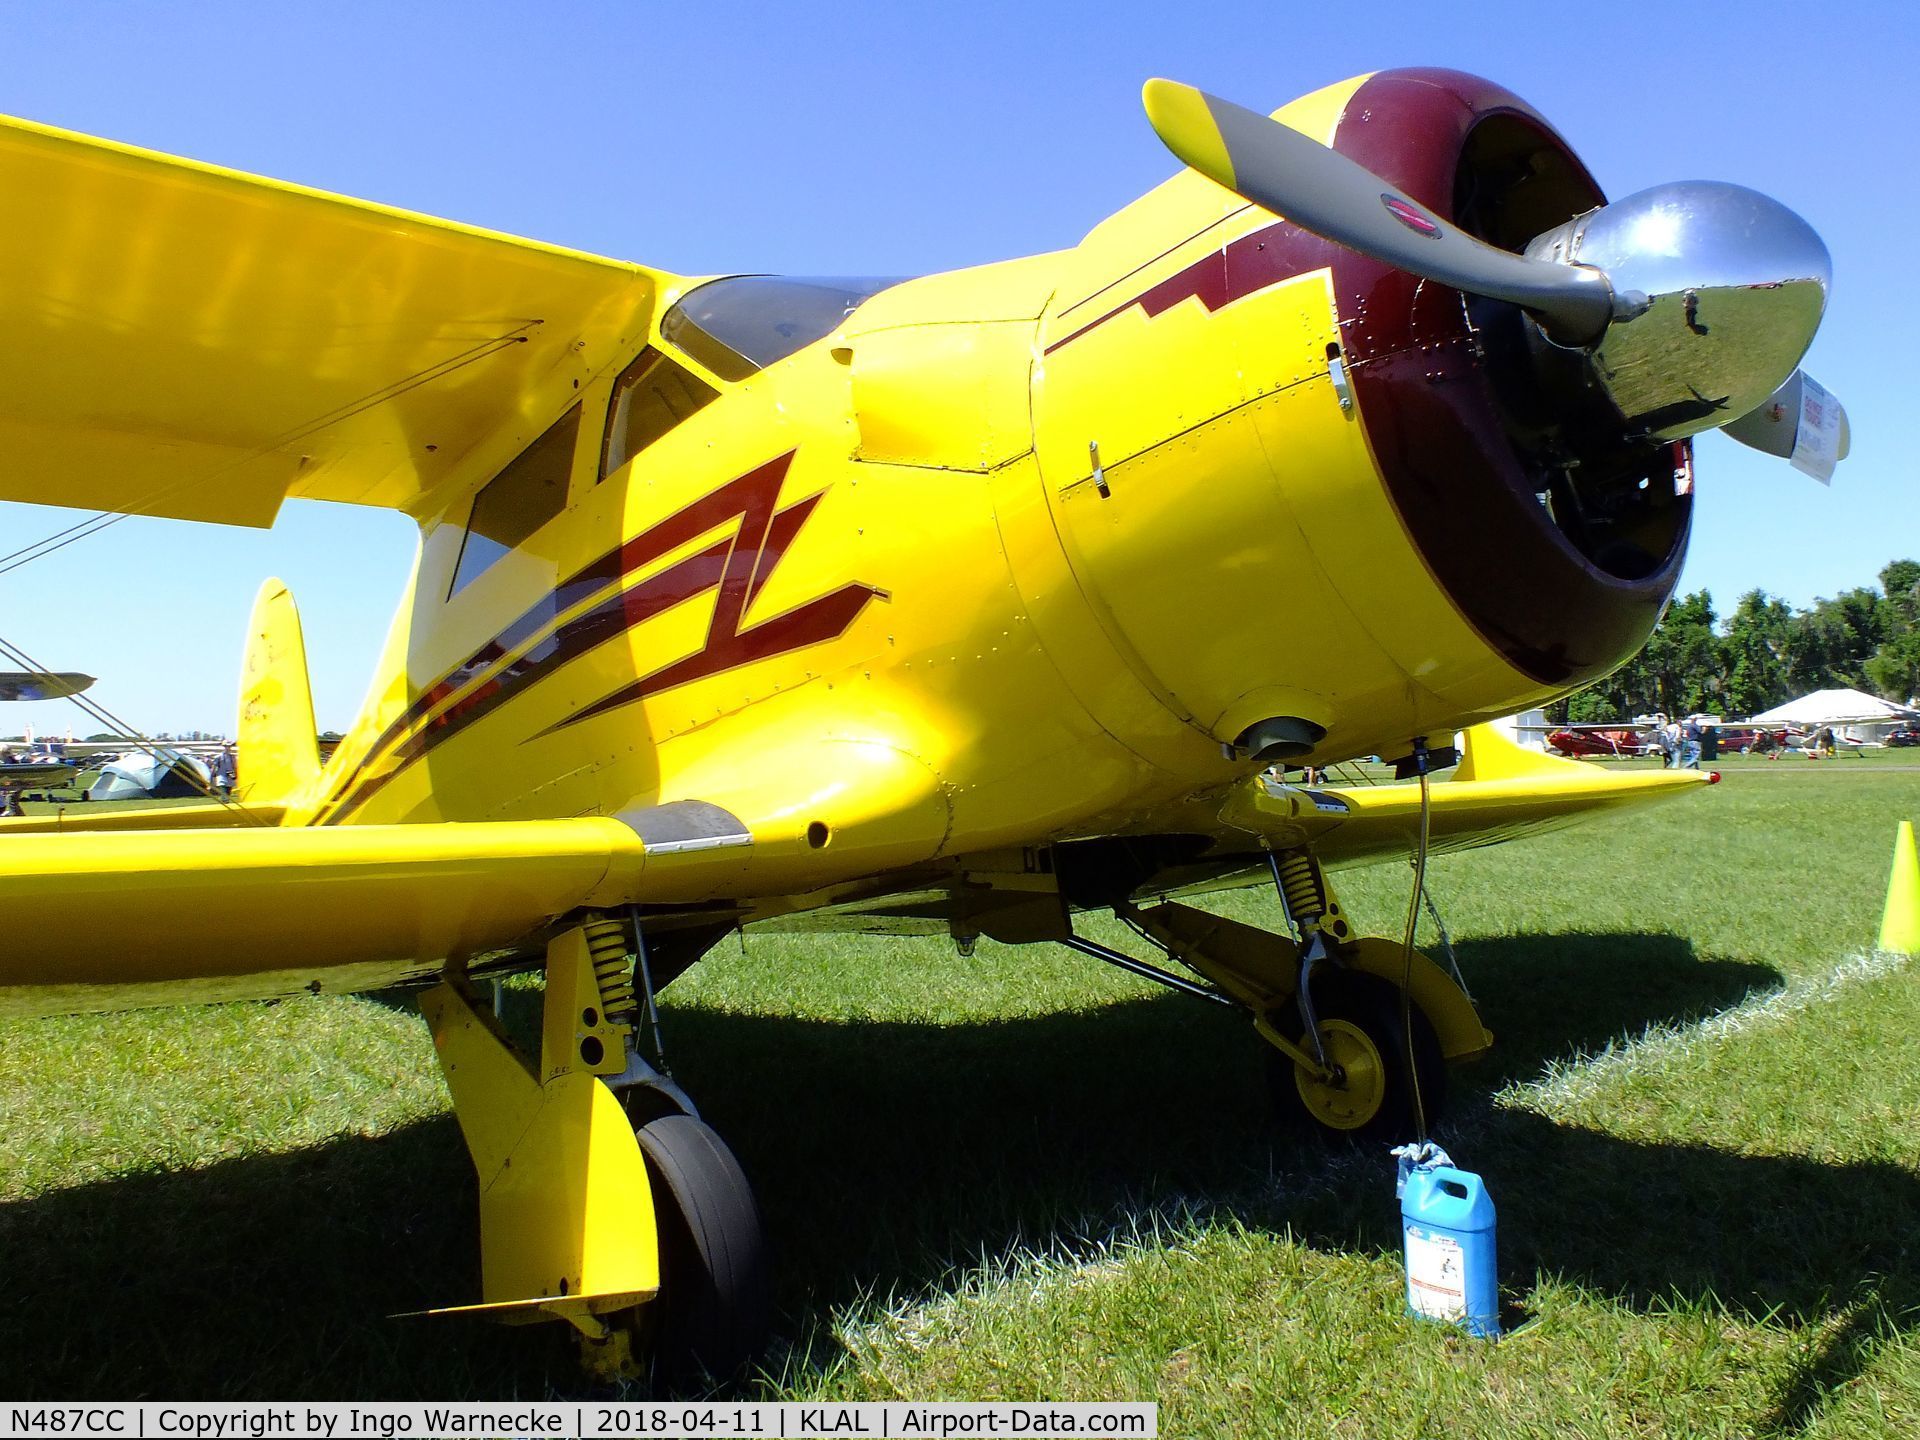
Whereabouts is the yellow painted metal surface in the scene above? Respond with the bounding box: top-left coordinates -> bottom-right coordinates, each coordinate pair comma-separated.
1224,726 -> 1708,872
420,972 -> 657,1323
1341,937 -> 1493,1063
1027,74 -> 1540,766
849,252 -> 1063,327
0,818 -> 645,1015
851,321 -> 1034,471
541,926 -> 633,1082
1140,80 -> 1239,190
1129,901 -> 1303,1013
1292,1018 -> 1387,1130
0,112 -> 659,524
1129,904 -> 1489,1062
236,578 -> 320,804
0,799 -> 286,834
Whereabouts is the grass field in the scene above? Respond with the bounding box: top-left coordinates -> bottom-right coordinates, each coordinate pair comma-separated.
3,760 -> 1918,1436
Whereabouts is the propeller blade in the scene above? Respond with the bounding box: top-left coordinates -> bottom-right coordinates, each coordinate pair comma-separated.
1721,370 -> 1851,483
1142,78 -> 1616,344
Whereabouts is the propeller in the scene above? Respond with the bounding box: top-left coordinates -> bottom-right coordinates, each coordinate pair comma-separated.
1142,79 -> 1616,345
1142,78 -> 1846,473
1720,369 -> 1850,483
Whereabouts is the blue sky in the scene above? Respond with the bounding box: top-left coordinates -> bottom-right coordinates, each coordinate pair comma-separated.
0,1 -> 1911,733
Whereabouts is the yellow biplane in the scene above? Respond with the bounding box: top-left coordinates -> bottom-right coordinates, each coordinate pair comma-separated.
0,67 -> 1846,1379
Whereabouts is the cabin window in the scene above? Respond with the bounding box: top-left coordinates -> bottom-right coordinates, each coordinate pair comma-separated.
599,347 -> 718,479
447,403 -> 581,597
660,275 -> 903,379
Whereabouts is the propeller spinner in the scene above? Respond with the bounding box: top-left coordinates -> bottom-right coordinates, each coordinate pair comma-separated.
1142,78 -> 1848,480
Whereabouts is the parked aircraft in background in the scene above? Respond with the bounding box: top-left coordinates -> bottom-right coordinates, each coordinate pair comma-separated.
1546,725 -> 1652,759
0,670 -> 93,703
0,673 -> 93,805
1546,722 -> 1790,759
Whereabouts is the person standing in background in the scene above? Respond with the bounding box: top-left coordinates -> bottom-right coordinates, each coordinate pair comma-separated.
211,741 -> 237,795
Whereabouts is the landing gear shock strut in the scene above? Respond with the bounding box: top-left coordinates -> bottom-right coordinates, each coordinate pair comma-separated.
1115,844 -> 1490,1140
586,914 -> 637,1032
417,911 -> 768,1383
1266,845 -> 1354,1070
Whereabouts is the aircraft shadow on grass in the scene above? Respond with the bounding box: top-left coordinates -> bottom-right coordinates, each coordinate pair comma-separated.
2,930 -> 1908,1429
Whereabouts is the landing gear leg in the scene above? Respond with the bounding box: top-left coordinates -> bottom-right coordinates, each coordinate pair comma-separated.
1263,846 -> 1467,1140
601,918 -> 769,1385
1120,846 -> 1490,1142
418,913 -> 768,1384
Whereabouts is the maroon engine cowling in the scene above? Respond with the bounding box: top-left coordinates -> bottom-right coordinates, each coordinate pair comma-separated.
1325,68 -> 1691,688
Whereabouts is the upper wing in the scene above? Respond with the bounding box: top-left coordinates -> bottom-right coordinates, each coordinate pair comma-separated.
1220,724 -> 1709,869
0,114 -> 665,526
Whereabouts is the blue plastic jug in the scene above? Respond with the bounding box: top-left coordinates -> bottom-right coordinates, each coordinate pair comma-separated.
1396,1145 -> 1499,1338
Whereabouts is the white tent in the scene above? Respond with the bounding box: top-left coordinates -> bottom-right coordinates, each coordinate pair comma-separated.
1748,688 -> 1917,733
86,750 -> 212,801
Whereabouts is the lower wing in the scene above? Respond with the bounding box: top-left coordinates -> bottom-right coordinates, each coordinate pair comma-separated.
0,726 -> 1704,1016
1223,723 -> 1710,870
0,731 -> 953,1018
0,806 -> 756,1018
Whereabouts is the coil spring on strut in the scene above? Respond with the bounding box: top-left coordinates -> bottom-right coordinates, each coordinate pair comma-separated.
585,916 -> 638,1026
1272,849 -> 1328,927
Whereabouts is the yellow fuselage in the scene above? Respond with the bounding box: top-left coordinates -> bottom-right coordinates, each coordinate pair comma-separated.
302,72 -> 1686,908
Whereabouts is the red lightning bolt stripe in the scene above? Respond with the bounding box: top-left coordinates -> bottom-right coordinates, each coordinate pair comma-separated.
322,452 -> 878,821
1042,219 -> 1338,355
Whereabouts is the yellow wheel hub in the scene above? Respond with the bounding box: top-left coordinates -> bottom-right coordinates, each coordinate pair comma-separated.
1293,1018 -> 1387,1130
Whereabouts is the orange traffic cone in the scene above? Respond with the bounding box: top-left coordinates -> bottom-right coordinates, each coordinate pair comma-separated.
1880,820 -> 1920,955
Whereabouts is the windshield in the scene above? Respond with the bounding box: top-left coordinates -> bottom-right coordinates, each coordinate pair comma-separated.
660,275 -> 904,380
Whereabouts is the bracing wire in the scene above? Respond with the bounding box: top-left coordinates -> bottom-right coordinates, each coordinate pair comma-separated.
1331,758 -> 1380,787
0,629 -> 267,822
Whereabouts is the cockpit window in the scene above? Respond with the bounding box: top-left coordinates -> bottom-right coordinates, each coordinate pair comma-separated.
660,275 -> 904,380
600,347 -> 718,479
448,403 -> 580,597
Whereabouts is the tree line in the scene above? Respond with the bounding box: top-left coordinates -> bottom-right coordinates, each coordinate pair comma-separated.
1552,559 -> 1920,723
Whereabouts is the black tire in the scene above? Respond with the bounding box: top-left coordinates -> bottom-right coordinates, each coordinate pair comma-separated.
634,1113 -> 772,1386
1265,969 -> 1447,1144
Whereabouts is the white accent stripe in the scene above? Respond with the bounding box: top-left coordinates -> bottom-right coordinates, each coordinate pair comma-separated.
1506,948 -> 1913,1113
